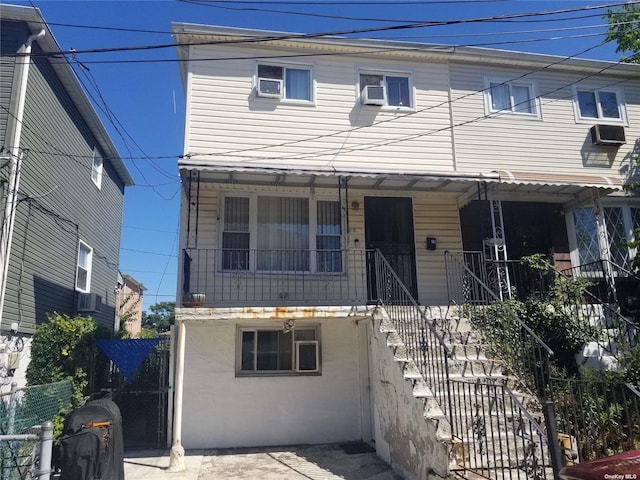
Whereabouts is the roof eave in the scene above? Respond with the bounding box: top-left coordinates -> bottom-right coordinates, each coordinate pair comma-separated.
1,4 -> 135,186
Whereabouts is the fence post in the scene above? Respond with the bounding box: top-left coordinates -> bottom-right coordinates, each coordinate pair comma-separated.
1,382 -> 18,480
37,421 -> 53,480
542,401 -> 563,480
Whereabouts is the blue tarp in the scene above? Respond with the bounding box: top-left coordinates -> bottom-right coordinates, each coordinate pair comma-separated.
97,338 -> 163,384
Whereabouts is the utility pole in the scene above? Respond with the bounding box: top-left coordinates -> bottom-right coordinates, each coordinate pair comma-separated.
0,28 -> 45,325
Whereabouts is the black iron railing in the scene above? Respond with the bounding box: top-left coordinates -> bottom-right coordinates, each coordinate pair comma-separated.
545,259 -> 639,361
444,251 -> 554,398
181,248 -> 372,307
550,378 -> 640,462
449,379 -> 554,480
373,250 -> 454,421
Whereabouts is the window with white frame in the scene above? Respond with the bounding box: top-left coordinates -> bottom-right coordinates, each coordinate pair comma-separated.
239,327 -> 319,374
256,64 -> 312,101
485,78 -> 537,115
76,241 -> 93,292
91,147 -> 103,189
359,72 -> 412,108
572,205 -> 639,271
221,194 -> 342,273
573,87 -> 625,123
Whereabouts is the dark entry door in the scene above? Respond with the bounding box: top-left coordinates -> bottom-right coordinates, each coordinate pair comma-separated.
364,197 -> 418,300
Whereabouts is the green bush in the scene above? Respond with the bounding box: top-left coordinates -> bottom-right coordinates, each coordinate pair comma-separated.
26,312 -> 109,407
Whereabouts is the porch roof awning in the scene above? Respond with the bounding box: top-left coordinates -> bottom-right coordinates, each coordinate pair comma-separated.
179,162 -> 624,195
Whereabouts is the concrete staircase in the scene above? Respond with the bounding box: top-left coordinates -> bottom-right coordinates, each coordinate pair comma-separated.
376,305 -> 553,480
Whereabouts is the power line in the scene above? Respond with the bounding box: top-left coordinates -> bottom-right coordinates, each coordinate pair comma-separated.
184,42 -> 611,160
34,12 -> 622,38
26,30 -> 617,65
121,247 -> 178,257
12,1 -> 636,58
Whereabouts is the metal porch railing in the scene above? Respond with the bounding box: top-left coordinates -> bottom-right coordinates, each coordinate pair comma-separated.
449,379 -> 555,480
550,379 -> 640,462
374,250 -> 558,480
373,250 -> 454,421
444,251 -> 554,398
182,248 -> 373,307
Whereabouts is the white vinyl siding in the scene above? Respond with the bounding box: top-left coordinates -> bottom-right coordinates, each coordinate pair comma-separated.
185,45 -> 453,173
450,62 -> 640,177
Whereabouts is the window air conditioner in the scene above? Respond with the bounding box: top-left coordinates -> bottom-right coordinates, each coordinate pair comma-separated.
362,85 -> 386,105
590,124 -> 626,146
257,78 -> 283,98
77,292 -> 102,312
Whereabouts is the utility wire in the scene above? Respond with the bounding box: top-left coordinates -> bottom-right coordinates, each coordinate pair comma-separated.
11,1 -> 636,58
185,42 -> 610,160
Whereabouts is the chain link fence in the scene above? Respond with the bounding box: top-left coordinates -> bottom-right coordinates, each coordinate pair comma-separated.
0,380 -> 72,480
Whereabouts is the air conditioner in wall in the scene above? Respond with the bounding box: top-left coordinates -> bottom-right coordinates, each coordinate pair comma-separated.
590,124 -> 626,146
362,85 -> 386,105
77,292 -> 102,312
257,77 -> 283,98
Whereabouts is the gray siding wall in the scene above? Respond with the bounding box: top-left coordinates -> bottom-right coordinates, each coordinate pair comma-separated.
0,21 -> 125,333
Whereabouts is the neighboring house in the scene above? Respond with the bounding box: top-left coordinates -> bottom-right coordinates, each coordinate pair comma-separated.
0,5 -> 134,389
116,272 -> 145,337
171,23 -> 639,478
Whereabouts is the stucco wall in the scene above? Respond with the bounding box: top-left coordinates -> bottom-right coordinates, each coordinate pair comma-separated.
370,311 -> 450,480
181,317 -> 367,448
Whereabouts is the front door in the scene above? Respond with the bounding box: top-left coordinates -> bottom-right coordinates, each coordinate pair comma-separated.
364,196 -> 418,300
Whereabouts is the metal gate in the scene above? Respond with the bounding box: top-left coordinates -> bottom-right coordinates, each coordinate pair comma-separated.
105,336 -> 172,450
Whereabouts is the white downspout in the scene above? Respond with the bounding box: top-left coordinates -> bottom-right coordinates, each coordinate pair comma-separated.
0,28 -> 45,325
168,317 -> 186,471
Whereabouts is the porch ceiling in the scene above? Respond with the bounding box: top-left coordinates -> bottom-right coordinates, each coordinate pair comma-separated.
179,163 -> 623,198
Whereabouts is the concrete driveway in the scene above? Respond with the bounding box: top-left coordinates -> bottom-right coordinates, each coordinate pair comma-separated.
124,443 -> 404,479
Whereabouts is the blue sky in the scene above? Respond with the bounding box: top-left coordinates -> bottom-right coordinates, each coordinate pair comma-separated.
9,0 -> 630,309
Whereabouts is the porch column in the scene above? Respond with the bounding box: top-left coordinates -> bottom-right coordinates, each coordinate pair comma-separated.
168,318 -> 186,472
487,196 -> 512,300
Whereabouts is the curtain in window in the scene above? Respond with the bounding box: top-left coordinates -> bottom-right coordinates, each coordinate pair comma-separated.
490,83 -> 510,111
386,76 -> 410,107
286,68 -> 311,101
223,197 -> 250,270
317,200 -> 342,272
257,197 -> 309,270
512,85 -> 533,113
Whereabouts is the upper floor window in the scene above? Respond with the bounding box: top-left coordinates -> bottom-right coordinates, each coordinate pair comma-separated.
91,147 -> 103,189
359,72 -> 412,108
574,87 -> 625,123
221,194 -> 342,273
484,78 -> 538,116
256,64 -> 312,102
76,241 -> 93,292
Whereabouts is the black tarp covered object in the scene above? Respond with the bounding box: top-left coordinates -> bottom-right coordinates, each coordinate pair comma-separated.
60,397 -> 124,480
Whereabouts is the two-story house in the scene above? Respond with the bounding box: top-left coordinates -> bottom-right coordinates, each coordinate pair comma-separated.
171,23 -> 639,479
0,5 -> 134,389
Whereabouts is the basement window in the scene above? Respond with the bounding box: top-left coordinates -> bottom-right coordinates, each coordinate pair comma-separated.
238,327 -> 320,375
